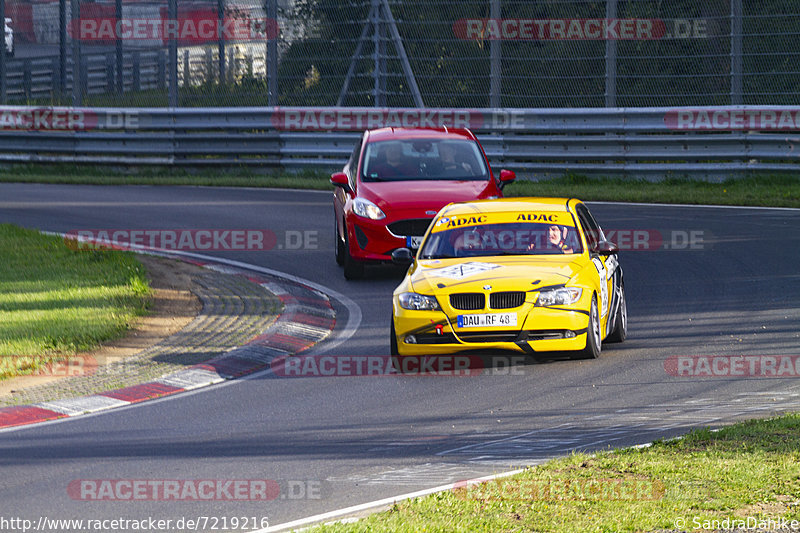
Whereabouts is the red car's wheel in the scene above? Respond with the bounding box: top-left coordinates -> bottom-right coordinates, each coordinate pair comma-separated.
343,228 -> 365,280
334,218 -> 345,266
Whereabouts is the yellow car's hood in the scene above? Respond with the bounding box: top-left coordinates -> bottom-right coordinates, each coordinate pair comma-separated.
410,255 -> 585,294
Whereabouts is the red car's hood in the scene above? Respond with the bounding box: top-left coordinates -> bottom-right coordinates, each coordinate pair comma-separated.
358,180 -> 497,212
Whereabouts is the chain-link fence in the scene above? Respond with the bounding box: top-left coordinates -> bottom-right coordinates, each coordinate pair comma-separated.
0,0 -> 797,107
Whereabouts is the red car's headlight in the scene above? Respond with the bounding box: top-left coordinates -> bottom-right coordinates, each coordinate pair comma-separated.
353,198 -> 386,220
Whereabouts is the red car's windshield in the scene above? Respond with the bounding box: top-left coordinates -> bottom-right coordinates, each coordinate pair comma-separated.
361,139 -> 489,182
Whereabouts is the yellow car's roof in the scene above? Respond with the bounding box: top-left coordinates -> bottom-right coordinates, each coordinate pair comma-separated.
440,197 -> 576,216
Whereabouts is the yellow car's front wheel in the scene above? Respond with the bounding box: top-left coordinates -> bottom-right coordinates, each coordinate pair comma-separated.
579,295 -> 601,359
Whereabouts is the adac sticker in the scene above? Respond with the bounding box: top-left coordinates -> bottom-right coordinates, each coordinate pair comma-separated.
426,261 -> 502,280
433,212 -> 572,232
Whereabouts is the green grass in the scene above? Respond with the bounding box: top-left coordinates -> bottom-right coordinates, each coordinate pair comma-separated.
507,173 -> 800,208
1,164 -> 799,207
0,224 -> 151,380
312,414 -> 800,532
0,164 -> 331,190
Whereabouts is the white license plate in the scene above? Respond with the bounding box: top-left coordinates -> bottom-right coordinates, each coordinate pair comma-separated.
457,313 -> 517,328
406,236 -> 423,249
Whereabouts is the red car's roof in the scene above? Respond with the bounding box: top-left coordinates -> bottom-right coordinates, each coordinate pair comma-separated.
365,127 -> 477,142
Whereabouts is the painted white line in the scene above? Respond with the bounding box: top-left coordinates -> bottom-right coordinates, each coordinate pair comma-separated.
36,396 -> 130,416
264,420 -> 739,533
0,371 -> 257,435
156,368 -> 227,389
255,468 -> 527,533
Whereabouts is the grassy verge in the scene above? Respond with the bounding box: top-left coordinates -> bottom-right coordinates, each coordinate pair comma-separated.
0,224 -> 151,380
0,164 -> 330,190
507,174 -> 800,208
313,414 -> 800,532
1,164 -> 798,207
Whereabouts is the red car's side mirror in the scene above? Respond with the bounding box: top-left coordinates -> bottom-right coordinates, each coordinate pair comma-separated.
498,169 -> 516,189
330,172 -> 352,194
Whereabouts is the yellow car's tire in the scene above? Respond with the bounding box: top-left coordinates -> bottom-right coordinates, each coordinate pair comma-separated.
606,285 -> 627,343
578,296 -> 601,359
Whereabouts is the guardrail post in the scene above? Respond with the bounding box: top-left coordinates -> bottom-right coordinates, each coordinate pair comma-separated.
605,0 -> 617,107
1,0 -> 6,104
168,0 -> 177,106
132,51 -> 141,92
730,0 -> 743,104
489,0 -> 500,107
23,60 -> 32,100
59,0 -> 66,97
205,47 -> 213,84
79,56 -> 88,99
157,50 -> 166,90
115,0 -> 122,93
371,0 -> 384,106
183,50 -> 190,87
52,57 -> 61,100
217,0 -> 225,85
106,53 -> 115,93
71,0 -> 82,105
267,0 -> 277,105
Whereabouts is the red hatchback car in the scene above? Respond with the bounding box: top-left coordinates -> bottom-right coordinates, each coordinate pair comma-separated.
331,127 -> 516,279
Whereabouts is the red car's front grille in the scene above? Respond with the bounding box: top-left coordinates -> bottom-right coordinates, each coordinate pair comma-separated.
387,218 -> 433,236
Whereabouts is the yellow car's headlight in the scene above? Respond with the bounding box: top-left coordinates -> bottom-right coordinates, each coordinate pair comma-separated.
398,292 -> 441,311
536,287 -> 583,307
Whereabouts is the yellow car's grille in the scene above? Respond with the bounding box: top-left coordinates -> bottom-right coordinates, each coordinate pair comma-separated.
450,292 -> 526,310
450,293 -> 485,310
489,291 -> 526,309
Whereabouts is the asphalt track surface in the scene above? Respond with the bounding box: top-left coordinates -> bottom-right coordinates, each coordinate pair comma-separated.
0,183 -> 799,531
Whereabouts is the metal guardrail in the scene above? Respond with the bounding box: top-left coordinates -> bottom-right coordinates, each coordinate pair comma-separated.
1,106 -> 799,180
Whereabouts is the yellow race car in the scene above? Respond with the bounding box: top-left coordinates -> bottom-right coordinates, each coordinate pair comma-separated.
390,198 -> 626,359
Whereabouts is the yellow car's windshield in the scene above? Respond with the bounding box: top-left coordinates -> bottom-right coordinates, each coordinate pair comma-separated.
420,222 -> 582,259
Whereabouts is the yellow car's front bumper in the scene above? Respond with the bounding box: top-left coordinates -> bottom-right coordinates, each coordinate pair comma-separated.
393,304 -> 591,356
